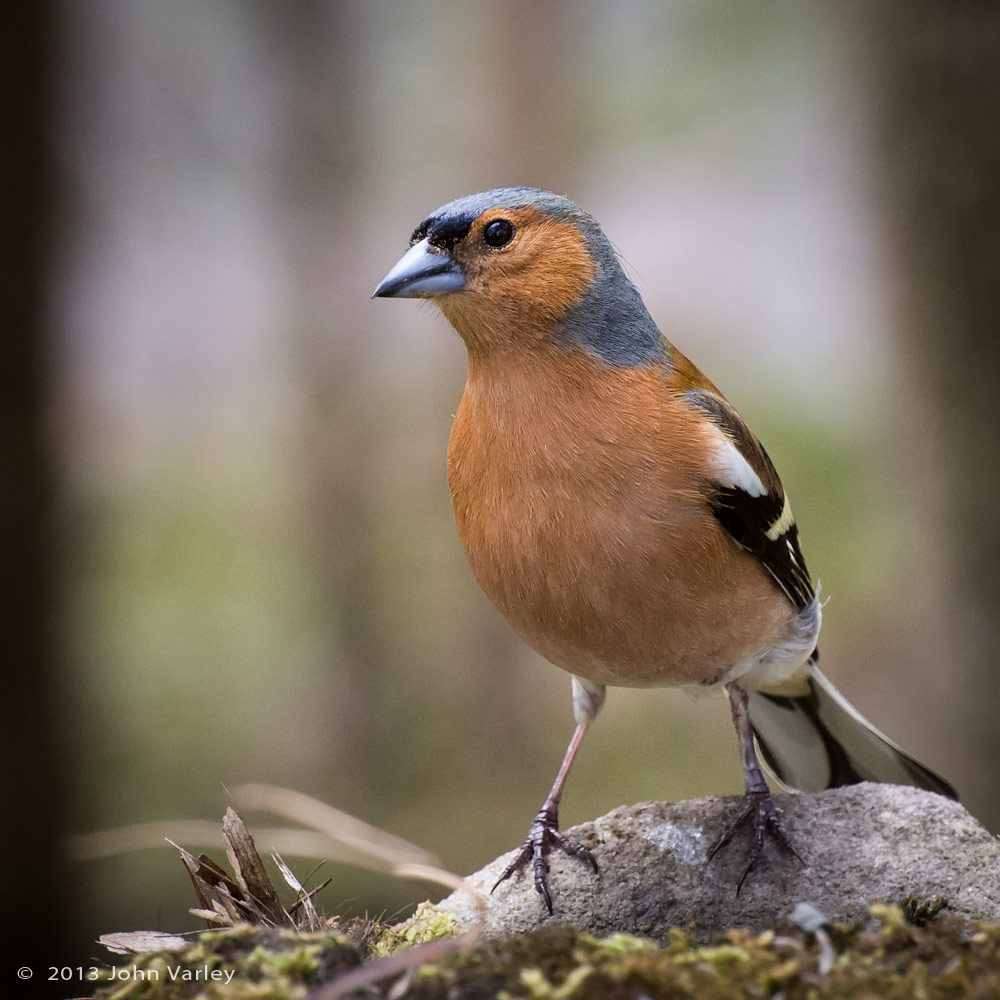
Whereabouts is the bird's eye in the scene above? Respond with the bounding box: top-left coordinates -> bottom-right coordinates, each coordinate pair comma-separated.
483,219 -> 515,248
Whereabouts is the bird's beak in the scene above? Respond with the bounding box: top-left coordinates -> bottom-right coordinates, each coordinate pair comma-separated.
371,238 -> 466,299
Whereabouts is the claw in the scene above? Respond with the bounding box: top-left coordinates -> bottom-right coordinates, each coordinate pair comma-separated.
492,805 -> 598,914
709,789 -> 803,895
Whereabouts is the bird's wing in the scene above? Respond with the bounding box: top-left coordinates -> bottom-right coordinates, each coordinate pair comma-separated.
681,387 -> 815,612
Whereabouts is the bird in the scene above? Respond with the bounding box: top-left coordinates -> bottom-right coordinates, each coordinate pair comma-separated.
372,186 -> 957,914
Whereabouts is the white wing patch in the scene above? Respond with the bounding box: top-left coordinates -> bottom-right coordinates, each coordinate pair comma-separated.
705,425 -> 766,497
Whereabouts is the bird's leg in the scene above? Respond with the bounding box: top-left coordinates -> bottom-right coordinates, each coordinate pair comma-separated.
709,682 -> 802,893
492,677 -> 604,914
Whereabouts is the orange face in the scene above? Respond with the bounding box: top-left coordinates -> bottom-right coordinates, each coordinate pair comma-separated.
434,206 -> 597,354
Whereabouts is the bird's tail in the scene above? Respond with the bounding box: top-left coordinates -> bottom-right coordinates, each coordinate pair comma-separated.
747,662 -> 957,799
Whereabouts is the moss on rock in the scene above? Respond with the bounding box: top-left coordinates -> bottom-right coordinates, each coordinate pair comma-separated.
89,923 -> 361,1000
402,907 -> 1000,999
86,906 -> 1000,999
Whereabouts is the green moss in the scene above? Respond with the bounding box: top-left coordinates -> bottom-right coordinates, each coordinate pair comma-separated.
85,906 -> 1000,999
400,907 -> 1000,1000
89,924 -> 361,1000
370,901 -> 461,957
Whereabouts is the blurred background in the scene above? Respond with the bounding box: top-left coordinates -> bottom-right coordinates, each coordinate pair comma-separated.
6,0 -> 1000,981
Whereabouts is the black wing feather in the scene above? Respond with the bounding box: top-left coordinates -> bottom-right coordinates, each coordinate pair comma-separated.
707,488 -> 814,611
683,389 -> 815,612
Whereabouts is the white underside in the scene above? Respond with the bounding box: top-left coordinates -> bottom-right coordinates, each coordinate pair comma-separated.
724,590 -> 822,690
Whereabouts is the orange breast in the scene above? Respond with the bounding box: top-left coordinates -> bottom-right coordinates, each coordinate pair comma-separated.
447,345 -> 795,688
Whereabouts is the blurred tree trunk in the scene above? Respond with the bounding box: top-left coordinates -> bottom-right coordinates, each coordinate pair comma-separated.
1,0 -> 75,985
873,5 -> 1000,827
475,0 -> 584,184
264,1 -> 585,811
258,1 -> 390,796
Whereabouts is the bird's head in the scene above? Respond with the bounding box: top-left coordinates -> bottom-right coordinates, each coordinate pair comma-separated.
373,187 -> 662,365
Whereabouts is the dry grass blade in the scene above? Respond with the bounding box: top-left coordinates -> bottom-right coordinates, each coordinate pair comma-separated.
274,852 -> 326,931
189,906 -> 231,926
231,785 -> 485,911
172,839 -> 248,925
70,820 -> 233,860
232,783 -> 439,873
287,878 -> 332,918
222,807 -> 284,924
170,820 -> 288,928
71,786 -> 467,894
99,931 -> 190,955
70,820 -> 398,868
393,862 -> 470,895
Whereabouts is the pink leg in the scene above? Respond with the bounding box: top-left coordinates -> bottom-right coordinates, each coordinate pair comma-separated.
493,679 -> 605,914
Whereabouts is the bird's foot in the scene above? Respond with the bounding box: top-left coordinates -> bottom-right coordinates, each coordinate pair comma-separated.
491,804 -> 598,914
708,788 -> 803,894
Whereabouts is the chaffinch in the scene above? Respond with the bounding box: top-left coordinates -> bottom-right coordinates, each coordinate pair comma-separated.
373,187 -> 957,913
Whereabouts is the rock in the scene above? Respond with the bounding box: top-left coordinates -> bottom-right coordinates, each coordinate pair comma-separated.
434,783 -> 1000,943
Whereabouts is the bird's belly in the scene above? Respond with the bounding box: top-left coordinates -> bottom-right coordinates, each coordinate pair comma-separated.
450,463 -> 798,689
447,358 -> 807,689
